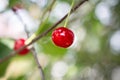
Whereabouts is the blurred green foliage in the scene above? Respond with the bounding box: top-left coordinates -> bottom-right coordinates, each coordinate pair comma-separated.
0,42 -> 12,77
0,0 -> 120,80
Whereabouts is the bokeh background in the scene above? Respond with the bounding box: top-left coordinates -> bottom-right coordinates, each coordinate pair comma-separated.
0,0 -> 120,80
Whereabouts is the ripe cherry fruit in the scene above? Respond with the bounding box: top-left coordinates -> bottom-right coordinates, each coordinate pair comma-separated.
52,27 -> 74,48
14,39 -> 30,55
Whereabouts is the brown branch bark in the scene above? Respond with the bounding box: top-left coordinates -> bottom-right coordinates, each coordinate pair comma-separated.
16,12 -> 45,80
31,48 -> 45,80
0,0 -> 88,64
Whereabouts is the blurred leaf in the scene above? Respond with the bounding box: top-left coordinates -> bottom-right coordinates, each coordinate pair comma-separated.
0,42 -> 12,77
8,75 -> 26,80
38,37 -> 67,57
44,64 -> 52,80
36,20 -> 53,36
9,0 -> 21,8
0,42 -> 12,59
59,0 -> 76,4
60,0 -> 71,3
0,60 -> 10,77
83,10 -> 103,36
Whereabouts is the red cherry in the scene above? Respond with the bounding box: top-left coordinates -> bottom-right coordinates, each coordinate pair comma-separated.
14,39 -> 30,55
52,27 -> 74,48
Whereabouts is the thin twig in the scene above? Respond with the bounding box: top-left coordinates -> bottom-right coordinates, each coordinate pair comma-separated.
23,21 -> 45,80
24,25 -> 29,38
0,0 -> 88,63
15,11 -> 30,37
36,0 -> 56,35
31,48 -> 45,80
40,0 -> 56,19
16,12 -> 45,80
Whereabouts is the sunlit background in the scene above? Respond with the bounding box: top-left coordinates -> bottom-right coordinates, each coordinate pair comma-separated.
0,0 -> 120,80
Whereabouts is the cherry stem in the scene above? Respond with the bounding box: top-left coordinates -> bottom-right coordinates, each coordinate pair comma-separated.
64,0 -> 74,27
0,0 -> 88,64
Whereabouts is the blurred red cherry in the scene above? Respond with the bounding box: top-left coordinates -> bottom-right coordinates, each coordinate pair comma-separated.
14,38 -> 30,55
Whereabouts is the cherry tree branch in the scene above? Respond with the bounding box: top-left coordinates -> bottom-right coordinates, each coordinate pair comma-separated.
24,26 -> 45,80
41,0 -> 56,19
0,0 -> 88,64
36,0 -> 56,35
23,25 -> 45,80
31,48 -> 45,80
15,12 -> 45,80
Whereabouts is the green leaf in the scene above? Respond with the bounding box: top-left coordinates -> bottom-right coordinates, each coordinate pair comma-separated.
38,37 -> 67,57
8,75 -> 26,80
60,0 -> 73,4
0,60 -> 10,77
8,0 -> 21,8
0,42 -> 12,77
0,42 -> 12,59
36,20 -> 53,36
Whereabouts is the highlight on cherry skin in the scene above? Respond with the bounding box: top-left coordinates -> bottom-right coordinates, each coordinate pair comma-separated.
14,38 -> 30,55
52,27 -> 74,48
